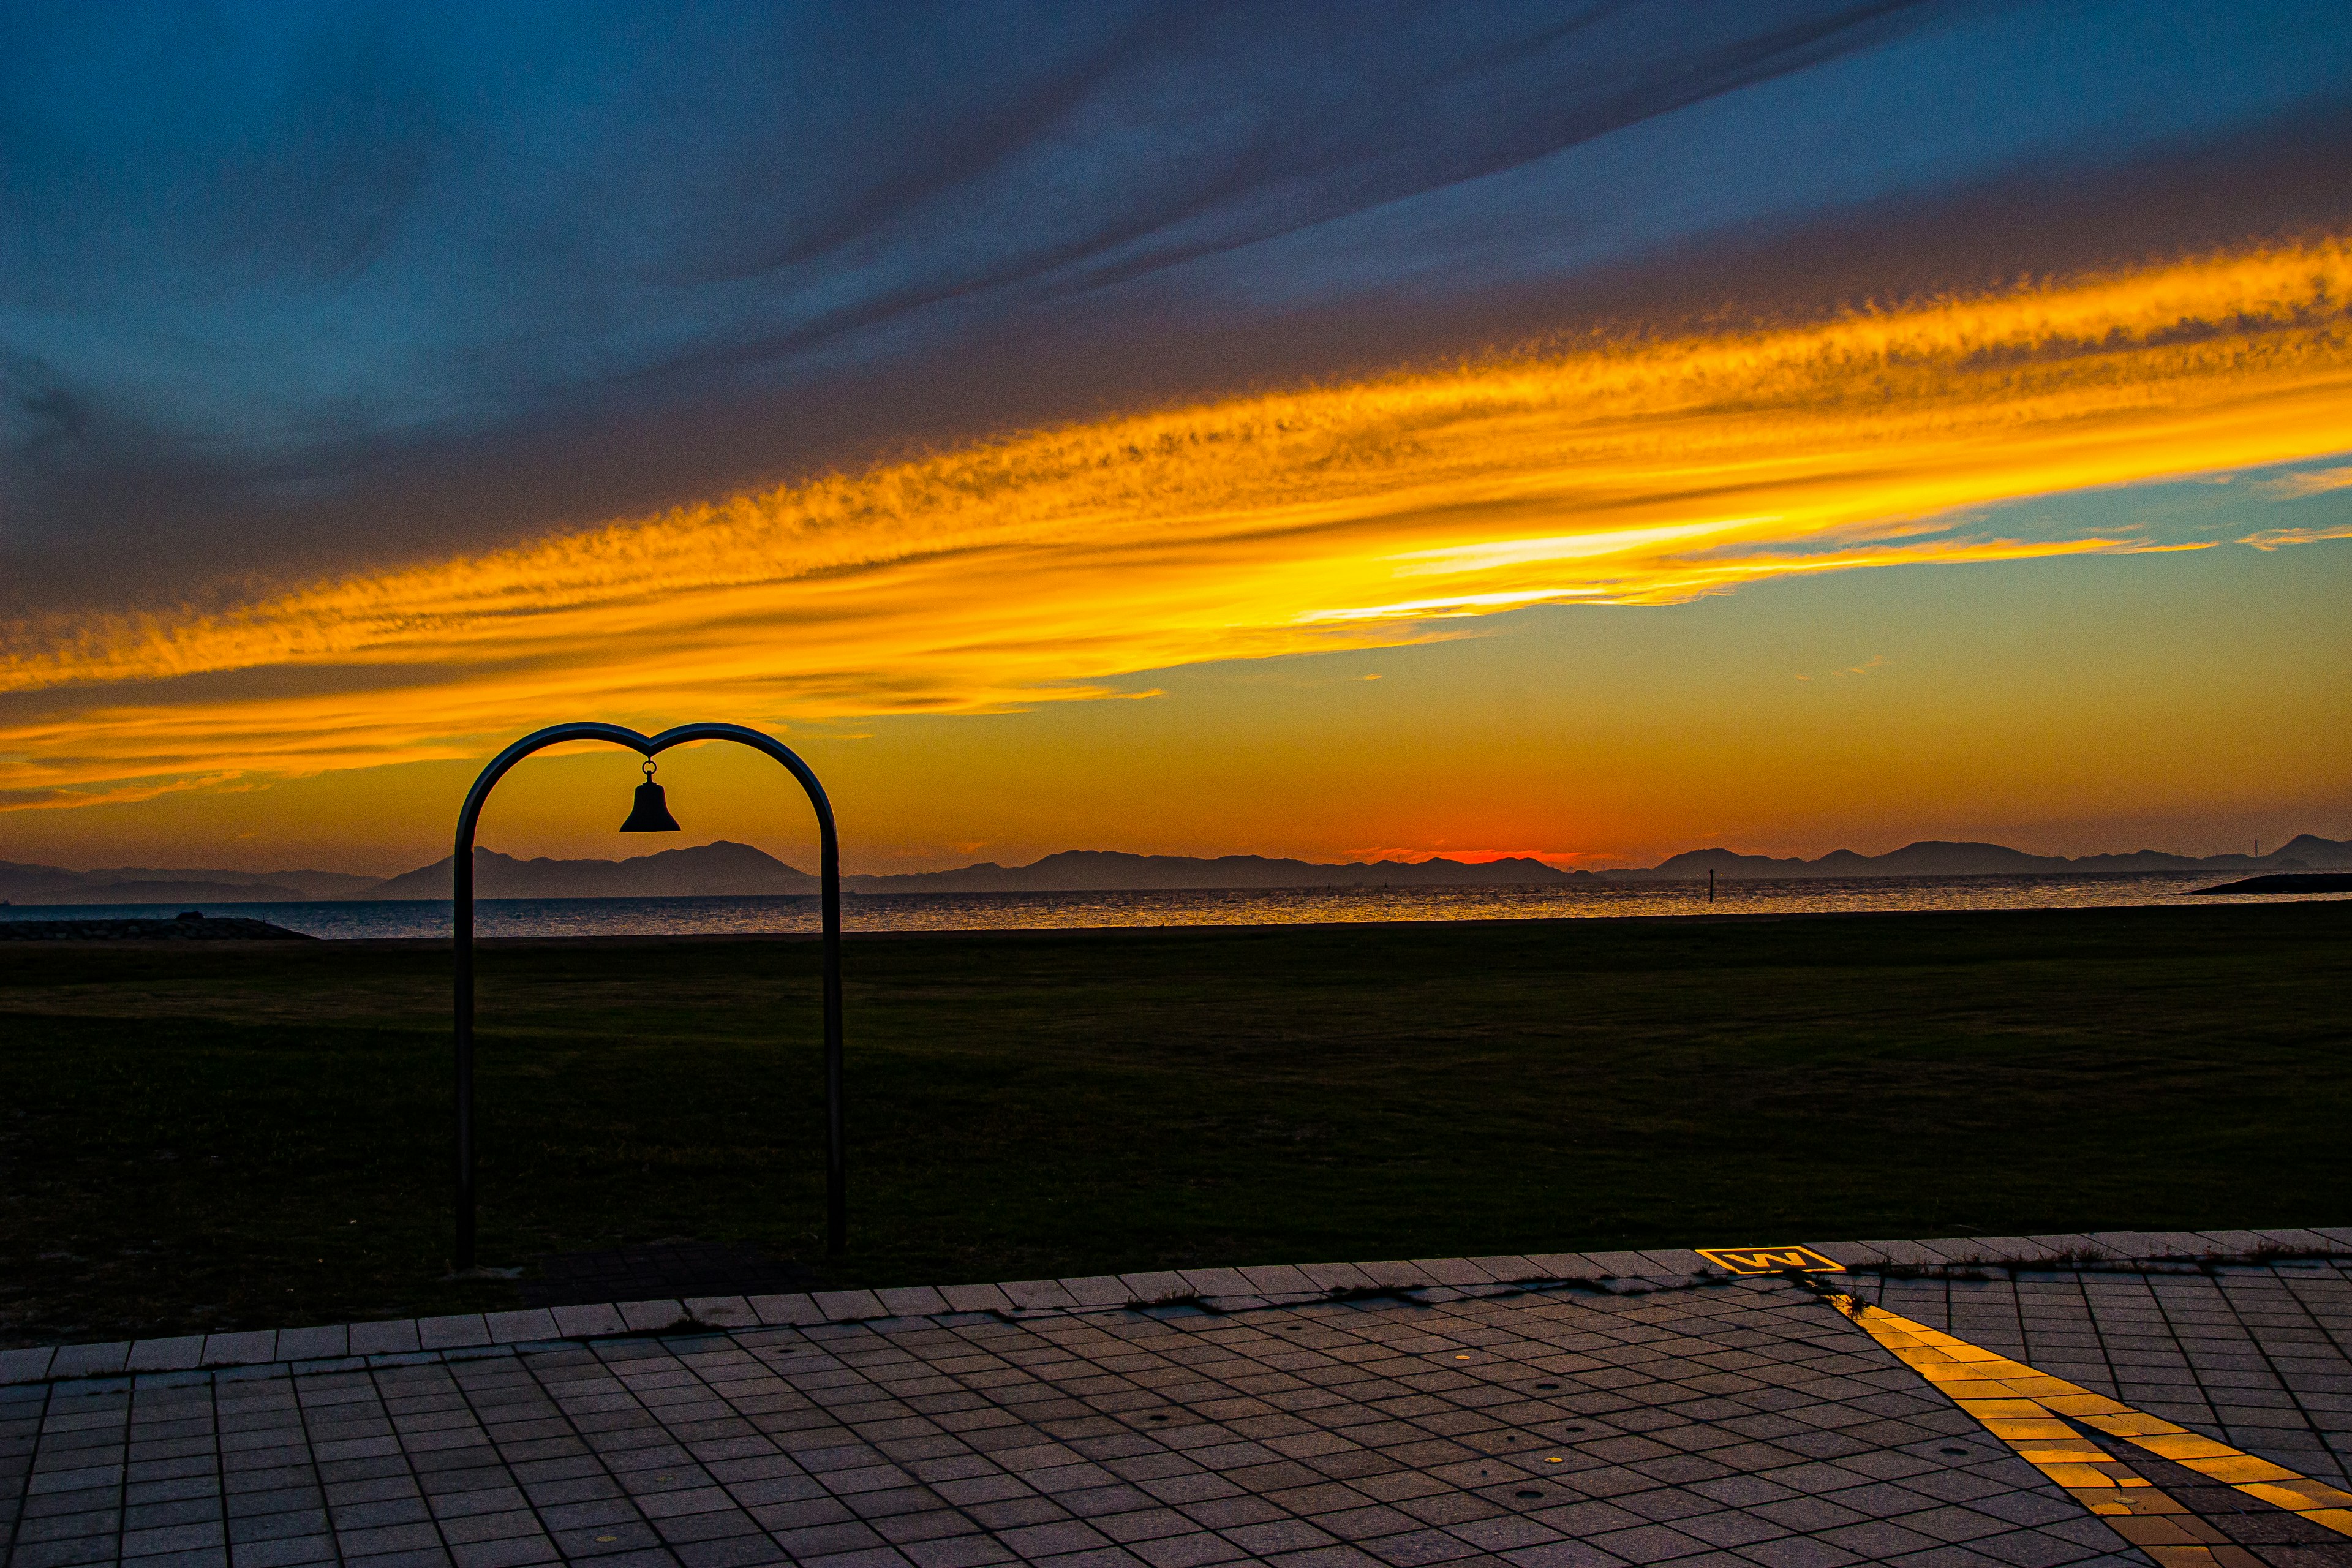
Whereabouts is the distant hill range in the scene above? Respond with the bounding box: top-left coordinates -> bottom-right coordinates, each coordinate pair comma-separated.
7,834 -> 2349,905
845,849 -> 1586,892
1611,834 -> 2352,880
361,842 -> 821,900
0,859 -> 380,906
361,844 -> 1579,900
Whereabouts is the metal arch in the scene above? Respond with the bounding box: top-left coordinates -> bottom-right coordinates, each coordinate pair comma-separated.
452,722 -> 844,1271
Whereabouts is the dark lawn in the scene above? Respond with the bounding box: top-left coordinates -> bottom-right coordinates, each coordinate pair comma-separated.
1,900 -> 2345,1346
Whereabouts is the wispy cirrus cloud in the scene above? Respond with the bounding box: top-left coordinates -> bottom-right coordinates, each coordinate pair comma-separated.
2239,462 -> 2352,546
2239,522 -> 2352,549
2252,464 -> 2352,500
4,238 -> 2351,810
0,774 -> 245,814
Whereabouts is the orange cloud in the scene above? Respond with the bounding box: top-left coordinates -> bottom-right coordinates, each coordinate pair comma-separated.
6,237 -> 2352,808
0,773 -> 246,813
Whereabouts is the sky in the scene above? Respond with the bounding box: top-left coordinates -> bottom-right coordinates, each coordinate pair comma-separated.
2,0 -> 2350,874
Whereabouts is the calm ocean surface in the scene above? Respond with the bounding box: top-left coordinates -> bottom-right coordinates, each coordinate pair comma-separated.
2,870 -> 2339,939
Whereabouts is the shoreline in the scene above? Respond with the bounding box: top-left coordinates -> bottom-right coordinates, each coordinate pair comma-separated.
3,895 -> 2345,948
0,862 -> 2316,915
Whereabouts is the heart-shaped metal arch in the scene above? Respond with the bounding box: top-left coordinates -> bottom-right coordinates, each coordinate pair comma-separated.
452,722 -> 843,1271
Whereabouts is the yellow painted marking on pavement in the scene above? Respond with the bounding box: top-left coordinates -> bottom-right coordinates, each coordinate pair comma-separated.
1831,1293 -> 2352,1550
1695,1245 -> 1845,1275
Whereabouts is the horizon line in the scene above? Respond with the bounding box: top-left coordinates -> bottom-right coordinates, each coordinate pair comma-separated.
9,829 -> 2347,889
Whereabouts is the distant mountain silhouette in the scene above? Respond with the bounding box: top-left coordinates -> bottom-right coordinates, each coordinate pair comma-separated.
13,832 -> 2351,907
357,846 -> 1590,899
1610,834 -> 2352,880
843,849 -> 1592,893
2273,833 -> 2352,865
360,841 -> 819,900
0,859 -> 377,905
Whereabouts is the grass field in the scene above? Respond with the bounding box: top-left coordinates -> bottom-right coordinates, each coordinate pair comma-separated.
2,900 -> 2346,1348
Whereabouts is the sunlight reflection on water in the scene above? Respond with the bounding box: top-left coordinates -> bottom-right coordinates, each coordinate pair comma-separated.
5,872 -> 2341,939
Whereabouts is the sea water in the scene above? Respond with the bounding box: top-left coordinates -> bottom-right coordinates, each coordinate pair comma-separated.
1,870 -> 2339,939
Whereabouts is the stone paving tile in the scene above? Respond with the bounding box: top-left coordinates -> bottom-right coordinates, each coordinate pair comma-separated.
12,1256 -> 2352,1565
1844,1256 -> 2352,1491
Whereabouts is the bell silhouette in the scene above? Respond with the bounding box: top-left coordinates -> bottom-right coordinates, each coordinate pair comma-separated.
619,761 -> 680,832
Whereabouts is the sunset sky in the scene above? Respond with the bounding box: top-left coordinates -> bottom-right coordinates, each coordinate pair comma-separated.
4,1 -> 2350,875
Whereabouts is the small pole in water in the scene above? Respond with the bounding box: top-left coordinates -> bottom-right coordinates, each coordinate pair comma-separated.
1708,868 -> 1715,904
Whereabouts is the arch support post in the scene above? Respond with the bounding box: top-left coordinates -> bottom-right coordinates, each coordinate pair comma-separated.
452,722 -> 844,1272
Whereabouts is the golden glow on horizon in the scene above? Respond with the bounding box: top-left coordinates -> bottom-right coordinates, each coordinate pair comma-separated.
6,237 -> 2352,809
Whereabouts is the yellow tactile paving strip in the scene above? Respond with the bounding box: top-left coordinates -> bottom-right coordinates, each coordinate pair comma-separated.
1833,1292 -> 2352,1566
1693,1245 -> 1845,1274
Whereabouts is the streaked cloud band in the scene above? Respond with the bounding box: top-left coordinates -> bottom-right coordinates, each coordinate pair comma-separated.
4,238 -> 2350,808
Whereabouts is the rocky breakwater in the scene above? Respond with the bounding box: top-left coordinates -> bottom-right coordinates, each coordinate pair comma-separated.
2189,872 -> 2352,895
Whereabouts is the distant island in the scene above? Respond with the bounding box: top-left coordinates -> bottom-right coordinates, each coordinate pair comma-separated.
0,862 -> 382,906
361,842 -> 821,900
1608,834 -> 2352,880
6,833 -> 2349,905
310,844 -> 1585,900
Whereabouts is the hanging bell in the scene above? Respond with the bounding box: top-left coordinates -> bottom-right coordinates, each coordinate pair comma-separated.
619,758 -> 680,832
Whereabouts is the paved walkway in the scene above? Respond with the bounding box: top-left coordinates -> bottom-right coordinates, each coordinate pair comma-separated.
4,1233 -> 2348,1568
